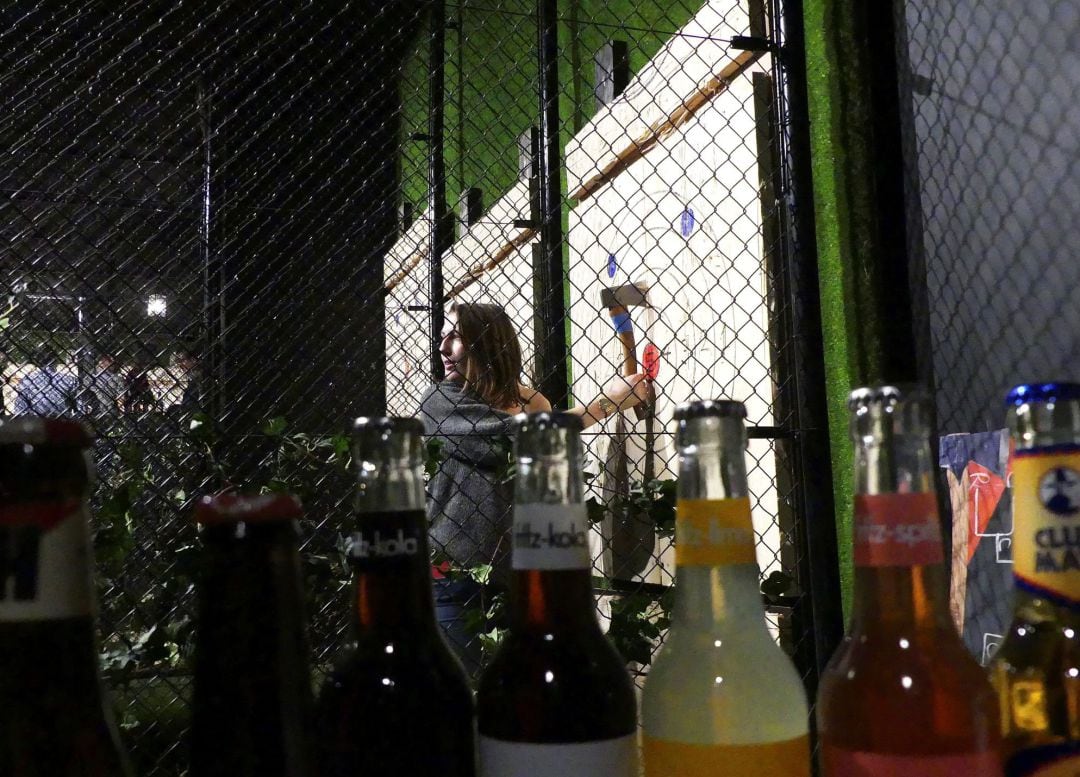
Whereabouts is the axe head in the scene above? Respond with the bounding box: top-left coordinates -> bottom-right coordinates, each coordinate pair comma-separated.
600,283 -> 649,310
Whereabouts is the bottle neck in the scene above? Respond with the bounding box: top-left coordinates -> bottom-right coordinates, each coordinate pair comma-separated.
671,415 -> 765,629
349,509 -> 437,632
849,403 -> 952,631
671,563 -> 769,629
509,568 -> 597,631
195,521 -> 309,669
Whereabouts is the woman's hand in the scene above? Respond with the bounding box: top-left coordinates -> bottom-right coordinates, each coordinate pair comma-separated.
601,372 -> 650,414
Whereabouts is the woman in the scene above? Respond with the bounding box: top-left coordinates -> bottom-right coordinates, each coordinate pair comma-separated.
419,302 -> 648,668
419,302 -> 648,574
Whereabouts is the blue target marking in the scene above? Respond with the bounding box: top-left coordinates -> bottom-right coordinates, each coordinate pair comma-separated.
607,253 -> 617,278
680,207 -> 695,237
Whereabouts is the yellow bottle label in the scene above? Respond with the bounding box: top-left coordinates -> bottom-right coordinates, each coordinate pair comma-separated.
675,498 -> 756,567
643,734 -> 810,776
1012,448 -> 1080,607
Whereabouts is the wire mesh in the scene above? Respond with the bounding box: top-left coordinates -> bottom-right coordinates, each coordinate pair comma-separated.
903,1 -> 1080,668
1,1 -> 830,774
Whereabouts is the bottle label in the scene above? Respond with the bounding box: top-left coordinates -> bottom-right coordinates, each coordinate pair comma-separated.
347,510 -> 427,567
643,734 -> 810,776
511,504 -> 590,571
853,493 -> 944,567
822,747 -> 1003,776
479,733 -> 637,777
1006,742 -> 1080,775
674,497 -> 756,567
1012,446 -> 1080,608
0,501 -> 93,621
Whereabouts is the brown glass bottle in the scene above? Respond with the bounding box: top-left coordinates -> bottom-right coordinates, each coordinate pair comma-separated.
0,417 -> 133,777
817,387 -> 1002,775
990,382 -> 1080,775
476,412 -> 638,777
316,417 -> 476,776
189,493 -> 315,777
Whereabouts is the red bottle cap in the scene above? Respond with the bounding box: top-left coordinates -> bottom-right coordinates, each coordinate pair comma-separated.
0,417 -> 92,447
195,493 -> 303,526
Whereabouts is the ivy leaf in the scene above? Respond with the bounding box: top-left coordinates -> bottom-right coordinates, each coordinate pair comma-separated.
585,497 -> 607,526
761,570 -> 795,600
262,416 -> 288,437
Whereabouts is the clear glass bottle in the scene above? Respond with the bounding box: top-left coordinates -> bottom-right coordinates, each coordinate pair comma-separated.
641,400 -> 810,776
991,382 -> 1080,774
316,416 -> 476,777
476,412 -> 638,777
817,386 -> 1002,775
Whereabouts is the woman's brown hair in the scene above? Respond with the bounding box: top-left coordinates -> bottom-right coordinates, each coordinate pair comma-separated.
453,302 -> 524,410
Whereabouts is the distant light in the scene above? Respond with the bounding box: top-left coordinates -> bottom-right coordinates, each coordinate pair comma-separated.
147,295 -> 167,317
901,676 -> 913,690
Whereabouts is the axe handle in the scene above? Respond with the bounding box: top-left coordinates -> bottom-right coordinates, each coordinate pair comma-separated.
615,330 -> 638,375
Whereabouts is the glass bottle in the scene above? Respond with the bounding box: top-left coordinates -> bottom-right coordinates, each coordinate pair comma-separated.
641,399 -> 810,776
0,417 -> 133,777
991,382 -> 1080,774
817,386 -> 1002,775
190,493 -> 315,777
476,412 -> 638,777
316,416 -> 476,776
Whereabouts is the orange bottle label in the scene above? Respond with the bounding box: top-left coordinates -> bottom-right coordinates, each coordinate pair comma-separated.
822,747 -> 1003,776
674,498 -> 756,567
853,493 -> 944,567
1011,448 -> 1080,607
642,734 -> 810,776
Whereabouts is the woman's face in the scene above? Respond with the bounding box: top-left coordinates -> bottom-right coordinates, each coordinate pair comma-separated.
439,311 -> 466,382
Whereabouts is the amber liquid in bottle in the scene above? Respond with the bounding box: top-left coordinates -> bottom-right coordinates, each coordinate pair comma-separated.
476,413 -> 638,777
817,387 -> 1002,775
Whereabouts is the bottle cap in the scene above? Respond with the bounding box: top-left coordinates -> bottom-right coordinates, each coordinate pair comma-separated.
673,399 -> 747,421
353,416 -> 424,436
0,417 -> 92,447
1006,382 -> 1080,407
513,411 -> 583,432
195,493 -> 303,526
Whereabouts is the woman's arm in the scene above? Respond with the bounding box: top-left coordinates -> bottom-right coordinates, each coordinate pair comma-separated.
567,372 -> 650,431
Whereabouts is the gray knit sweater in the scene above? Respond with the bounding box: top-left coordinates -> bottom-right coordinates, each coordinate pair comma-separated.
418,381 -> 515,573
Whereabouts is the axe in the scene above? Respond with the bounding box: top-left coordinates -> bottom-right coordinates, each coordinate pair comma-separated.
599,283 -> 657,419
600,282 -> 658,580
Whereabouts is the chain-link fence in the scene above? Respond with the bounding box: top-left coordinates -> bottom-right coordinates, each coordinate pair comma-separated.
901,2 -> 1080,670
0,1 -> 838,774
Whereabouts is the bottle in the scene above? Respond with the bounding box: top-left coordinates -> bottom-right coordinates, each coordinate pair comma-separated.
0,417 -> 133,777
990,381 -> 1080,774
816,386 -> 1002,775
476,412 -> 638,777
641,399 -> 809,776
189,493 -> 315,777
316,416 -> 476,776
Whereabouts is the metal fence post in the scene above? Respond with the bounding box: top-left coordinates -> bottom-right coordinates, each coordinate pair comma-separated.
535,0 -> 569,409
428,0 -> 451,381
